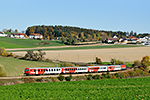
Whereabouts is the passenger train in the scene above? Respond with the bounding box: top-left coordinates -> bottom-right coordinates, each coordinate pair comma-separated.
24,64 -> 126,76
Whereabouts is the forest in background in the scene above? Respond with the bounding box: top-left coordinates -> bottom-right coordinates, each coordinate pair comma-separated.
24,25 -> 149,44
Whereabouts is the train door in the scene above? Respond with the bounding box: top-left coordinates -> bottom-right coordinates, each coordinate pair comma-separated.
36,69 -> 38,75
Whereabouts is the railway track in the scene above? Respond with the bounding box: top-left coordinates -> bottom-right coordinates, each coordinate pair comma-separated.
0,69 -> 132,79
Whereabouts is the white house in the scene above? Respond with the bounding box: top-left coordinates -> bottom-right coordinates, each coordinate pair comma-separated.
0,31 -> 7,37
11,33 -> 26,38
29,33 -> 43,39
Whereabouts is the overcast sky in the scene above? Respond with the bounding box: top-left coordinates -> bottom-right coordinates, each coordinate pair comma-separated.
0,0 -> 150,33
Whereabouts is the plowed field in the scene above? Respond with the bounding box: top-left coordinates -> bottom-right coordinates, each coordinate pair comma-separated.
13,46 -> 150,63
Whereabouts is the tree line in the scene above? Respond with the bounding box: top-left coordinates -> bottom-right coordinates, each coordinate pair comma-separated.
25,25 -> 149,44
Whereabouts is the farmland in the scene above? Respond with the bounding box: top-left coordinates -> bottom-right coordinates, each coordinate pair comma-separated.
13,46 -> 150,62
1,77 -> 150,99
0,37 -> 65,49
0,57 -> 57,76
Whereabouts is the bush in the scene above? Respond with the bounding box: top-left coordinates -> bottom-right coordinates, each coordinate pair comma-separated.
57,74 -> 65,81
22,77 -> 36,83
92,75 -> 100,80
0,47 -> 8,57
50,77 -> 57,82
87,74 -> 93,80
0,65 -> 7,77
65,76 -> 71,81
110,74 -> 116,79
133,60 -> 141,67
96,57 -> 102,64
101,73 -> 107,79
114,73 -> 119,78
36,78 -> 43,82
60,62 -> 74,67
8,52 -> 14,57
111,58 -> 124,65
141,55 -> 150,70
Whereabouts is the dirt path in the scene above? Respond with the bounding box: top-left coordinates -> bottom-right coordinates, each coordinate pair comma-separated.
12,46 -> 150,63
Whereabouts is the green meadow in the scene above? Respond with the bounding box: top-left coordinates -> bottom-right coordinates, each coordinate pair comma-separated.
0,37 -> 65,49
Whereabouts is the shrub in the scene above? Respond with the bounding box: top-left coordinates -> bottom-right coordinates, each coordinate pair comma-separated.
22,77 -> 36,83
96,57 -> 102,64
128,71 -> 134,77
111,58 -> 124,65
65,76 -> 71,81
50,77 -> 57,82
111,74 -> 116,79
0,65 -> 7,77
133,60 -> 141,67
0,47 -> 8,57
141,55 -> 150,70
60,62 -> 74,67
92,75 -> 100,80
101,73 -> 107,79
118,72 -> 124,79
57,74 -> 65,81
114,73 -> 119,78
87,74 -> 92,80
36,78 -> 43,82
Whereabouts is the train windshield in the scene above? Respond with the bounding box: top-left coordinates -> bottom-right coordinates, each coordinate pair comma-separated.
25,69 -> 29,71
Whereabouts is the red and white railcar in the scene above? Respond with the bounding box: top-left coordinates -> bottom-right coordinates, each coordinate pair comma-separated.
62,67 -> 88,73
24,67 -> 61,75
88,66 -> 107,72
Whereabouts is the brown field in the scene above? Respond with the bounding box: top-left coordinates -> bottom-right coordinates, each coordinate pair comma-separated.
13,46 -> 150,63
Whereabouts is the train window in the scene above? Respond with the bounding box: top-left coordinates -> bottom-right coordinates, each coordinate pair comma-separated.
34,70 -> 36,72
38,69 -> 40,71
49,69 -> 50,71
57,69 -> 58,71
51,69 -> 53,71
46,69 -> 48,71
54,69 -> 56,71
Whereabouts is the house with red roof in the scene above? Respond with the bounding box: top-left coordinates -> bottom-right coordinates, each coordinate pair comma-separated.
11,33 -> 27,38
127,36 -> 141,43
29,33 -> 43,39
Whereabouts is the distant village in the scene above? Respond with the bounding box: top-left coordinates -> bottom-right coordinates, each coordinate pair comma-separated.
0,31 -> 150,45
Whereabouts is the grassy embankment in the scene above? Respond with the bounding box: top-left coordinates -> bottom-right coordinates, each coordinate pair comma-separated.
0,57 -> 57,76
0,77 -> 150,99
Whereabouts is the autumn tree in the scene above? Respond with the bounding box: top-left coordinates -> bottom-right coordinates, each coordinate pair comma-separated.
38,49 -> 46,61
141,55 -> 150,70
15,29 -> 18,33
61,37 -> 66,44
0,47 -> 8,57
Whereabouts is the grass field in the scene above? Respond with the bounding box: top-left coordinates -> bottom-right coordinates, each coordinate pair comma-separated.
1,77 -> 150,99
0,57 -> 57,76
0,37 -> 65,49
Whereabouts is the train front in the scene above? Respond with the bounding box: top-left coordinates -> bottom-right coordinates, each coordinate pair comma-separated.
24,68 -> 29,75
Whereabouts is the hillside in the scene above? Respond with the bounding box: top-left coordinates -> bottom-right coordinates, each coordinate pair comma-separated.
25,25 -> 128,43
0,37 -> 65,49
0,57 -> 57,76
